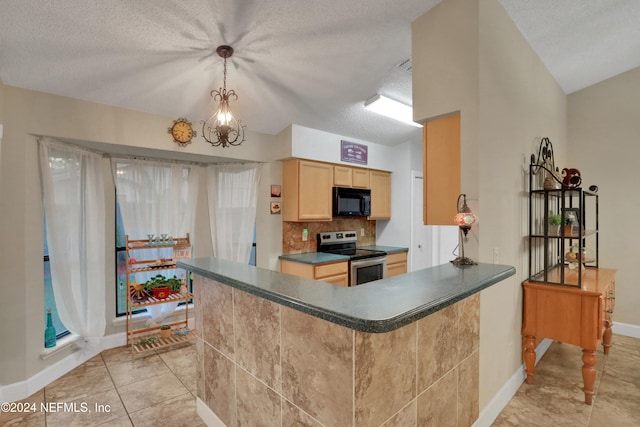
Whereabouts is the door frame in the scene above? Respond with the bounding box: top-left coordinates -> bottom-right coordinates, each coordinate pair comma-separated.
410,170 -> 437,272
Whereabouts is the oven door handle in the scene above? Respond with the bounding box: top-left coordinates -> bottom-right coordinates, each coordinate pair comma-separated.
350,256 -> 387,268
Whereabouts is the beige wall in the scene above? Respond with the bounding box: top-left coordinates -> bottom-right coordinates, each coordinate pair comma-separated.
413,0 -> 568,410
568,66 -> 640,327
0,85 -> 283,386
412,0 -> 479,202
477,0 -> 567,409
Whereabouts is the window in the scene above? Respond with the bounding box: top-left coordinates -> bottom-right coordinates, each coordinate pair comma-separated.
115,202 -> 129,316
115,201 -> 257,316
43,219 -> 69,339
249,224 -> 257,266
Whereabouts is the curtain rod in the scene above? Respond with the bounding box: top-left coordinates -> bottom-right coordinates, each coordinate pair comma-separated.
109,154 -> 263,167
37,137 -> 263,167
109,154 -> 205,167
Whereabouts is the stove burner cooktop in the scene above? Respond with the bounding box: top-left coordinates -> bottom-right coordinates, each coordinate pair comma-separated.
317,231 -> 385,260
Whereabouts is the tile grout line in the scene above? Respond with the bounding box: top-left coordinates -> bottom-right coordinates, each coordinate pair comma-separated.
163,346 -> 198,399
586,344 -> 612,427
100,351 -> 136,426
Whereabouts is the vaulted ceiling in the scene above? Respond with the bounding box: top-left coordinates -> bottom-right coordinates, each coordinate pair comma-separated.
1,0 -> 638,146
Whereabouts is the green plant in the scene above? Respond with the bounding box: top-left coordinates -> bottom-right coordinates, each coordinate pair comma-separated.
160,324 -> 171,330
143,274 -> 183,292
134,336 -> 159,345
548,214 -> 562,226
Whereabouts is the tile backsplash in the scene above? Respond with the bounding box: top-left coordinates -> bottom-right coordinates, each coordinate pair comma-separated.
283,219 -> 376,254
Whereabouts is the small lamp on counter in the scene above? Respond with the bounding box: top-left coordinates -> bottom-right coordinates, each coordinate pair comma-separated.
452,193 -> 477,266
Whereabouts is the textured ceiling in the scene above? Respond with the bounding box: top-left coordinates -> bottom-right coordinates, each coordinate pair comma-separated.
0,1 -> 638,147
499,0 -> 640,94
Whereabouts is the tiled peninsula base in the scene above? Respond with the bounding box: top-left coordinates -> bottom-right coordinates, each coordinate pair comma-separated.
193,274 -> 480,427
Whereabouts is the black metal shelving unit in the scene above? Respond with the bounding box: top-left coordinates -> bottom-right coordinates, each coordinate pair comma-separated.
527,139 -> 599,288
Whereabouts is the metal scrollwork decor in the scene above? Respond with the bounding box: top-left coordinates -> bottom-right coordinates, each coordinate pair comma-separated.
531,137 -> 563,190
531,137 -> 584,189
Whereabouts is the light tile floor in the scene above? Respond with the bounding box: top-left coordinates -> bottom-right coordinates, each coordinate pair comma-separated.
2,334 -> 638,427
1,343 -> 203,427
493,334 -> 640,427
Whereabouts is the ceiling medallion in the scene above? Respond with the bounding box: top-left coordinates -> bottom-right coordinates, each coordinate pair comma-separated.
201,45 -> 246,148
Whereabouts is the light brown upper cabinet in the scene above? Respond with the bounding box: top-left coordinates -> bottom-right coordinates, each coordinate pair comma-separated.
369,170 -> 391,220
334,165 -> 352,187
423,113 -> 461,225
334,165 -> 370,189
282,159 -> 333,222
352,168 -> 370,188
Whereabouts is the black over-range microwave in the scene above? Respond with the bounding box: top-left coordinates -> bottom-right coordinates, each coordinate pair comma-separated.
333,187 -> 371,217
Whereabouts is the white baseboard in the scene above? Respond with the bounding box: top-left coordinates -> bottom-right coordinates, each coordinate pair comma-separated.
197,398 -> 227,427
473,338 -> 553,427
612,321 -> 640,339
473,323 -> 640,427
0,334 -> 123,404
0,316 -> 195,404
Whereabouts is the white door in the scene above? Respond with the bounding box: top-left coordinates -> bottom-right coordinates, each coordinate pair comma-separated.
411,172 -> 458,271
411,173 -> 432,271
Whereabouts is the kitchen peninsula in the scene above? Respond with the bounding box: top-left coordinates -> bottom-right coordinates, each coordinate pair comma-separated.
178,257 -> 515,427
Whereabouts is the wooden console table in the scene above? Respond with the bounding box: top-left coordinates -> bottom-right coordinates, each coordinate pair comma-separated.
522,267 -> 615,404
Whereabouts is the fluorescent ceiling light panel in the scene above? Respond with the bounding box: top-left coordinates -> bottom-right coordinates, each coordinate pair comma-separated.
364,94 -> 423,128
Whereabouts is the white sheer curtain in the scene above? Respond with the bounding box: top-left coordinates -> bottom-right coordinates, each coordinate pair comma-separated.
39,137 -> 106,338
112,158 -> 200,325
207,163 -> 261,263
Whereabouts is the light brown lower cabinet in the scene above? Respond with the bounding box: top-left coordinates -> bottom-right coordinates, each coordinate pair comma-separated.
386,251 -> 408,278
522,267 -> 616,405
280,259 -> 349,287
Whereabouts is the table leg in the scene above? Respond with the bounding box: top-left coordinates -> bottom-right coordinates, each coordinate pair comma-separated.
582,348 -> 597,405
602,319 -> 613,355
524,335 -> 536,384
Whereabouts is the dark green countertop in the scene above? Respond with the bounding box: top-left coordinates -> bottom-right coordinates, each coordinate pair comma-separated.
177,258 -> 515,333
279,252 -> 349,265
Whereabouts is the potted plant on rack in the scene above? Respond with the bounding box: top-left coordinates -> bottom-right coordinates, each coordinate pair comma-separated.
548,214 -> 562,235
143,274 -> 181,299
563,214 -> 575,236
159,324 -> 172,339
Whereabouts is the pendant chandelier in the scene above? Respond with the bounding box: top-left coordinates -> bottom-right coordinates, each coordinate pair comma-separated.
202,45 -> 246,147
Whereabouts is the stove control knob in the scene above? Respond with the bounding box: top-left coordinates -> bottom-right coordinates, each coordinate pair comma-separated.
322,234 -> 330,239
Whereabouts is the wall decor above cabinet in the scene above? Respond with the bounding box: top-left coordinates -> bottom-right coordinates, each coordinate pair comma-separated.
340,140 -> 368,165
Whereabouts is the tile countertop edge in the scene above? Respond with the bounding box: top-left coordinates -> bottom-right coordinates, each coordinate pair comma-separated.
178,258 -> 516,333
